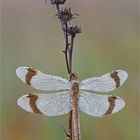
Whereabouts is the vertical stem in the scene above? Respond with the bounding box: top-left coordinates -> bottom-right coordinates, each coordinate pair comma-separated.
69,110 -> 73,140
64,23 -> 71,74
65,24 -> 73,140
69,36 -> 75,73
54,4 -> 76,140
56,4 -> 60,11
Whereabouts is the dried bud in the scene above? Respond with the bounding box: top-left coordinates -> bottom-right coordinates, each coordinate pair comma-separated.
57,8 -> 77,24
63,26 -> 82,37
46,0 -> 66,5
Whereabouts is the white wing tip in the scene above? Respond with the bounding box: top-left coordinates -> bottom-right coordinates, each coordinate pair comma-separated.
104,95 -> 125,116
16,66 -> 28,82
16,66 -> 29,76
115,70 -> 128,85
112,97 -> 125,114
17,94 -> 33,113
17,93 -> 43,114
16,66 -> 38,85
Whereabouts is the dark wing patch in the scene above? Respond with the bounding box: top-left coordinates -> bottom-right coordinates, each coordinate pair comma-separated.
104,95 -> 117,115
110,71 -> 120,88
27,94 -> 42,114
25,68 -> 37,85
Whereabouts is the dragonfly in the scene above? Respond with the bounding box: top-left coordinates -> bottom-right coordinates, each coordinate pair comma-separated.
16,66 -> 128,140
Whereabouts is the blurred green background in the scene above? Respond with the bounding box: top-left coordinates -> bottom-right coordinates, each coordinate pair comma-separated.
1,0 -> 139,140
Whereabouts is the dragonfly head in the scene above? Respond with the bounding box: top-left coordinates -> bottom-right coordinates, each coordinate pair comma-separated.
68,73 -> 78,81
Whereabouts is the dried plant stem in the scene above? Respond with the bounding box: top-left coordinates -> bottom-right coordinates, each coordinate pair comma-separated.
49,2 -> 81,139
54,5 -> 73,140
64,22 -> 71,73
68,110 -> 73,140
69,36 -> 74,73
62,22 -> 73,140
63,22 -> 73,140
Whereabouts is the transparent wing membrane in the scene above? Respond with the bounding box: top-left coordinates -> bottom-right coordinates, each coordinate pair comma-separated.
17,91 -> 72,116
16,66 -> 70,91
79,91 -> 125,117
80,70 -> 128,93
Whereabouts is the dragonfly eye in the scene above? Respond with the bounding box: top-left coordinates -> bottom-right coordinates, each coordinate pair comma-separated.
69,73 -> 78,81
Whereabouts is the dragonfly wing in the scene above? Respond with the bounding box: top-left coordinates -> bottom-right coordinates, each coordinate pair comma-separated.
16,66 -> 70,91
80,70 -> 128,93
79,91 -> 125,117
17,91 -> 72,116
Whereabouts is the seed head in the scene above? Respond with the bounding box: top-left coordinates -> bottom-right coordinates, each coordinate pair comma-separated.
57,8 -> 77,24
46,0 -> 66,5
63,25 -> 82,37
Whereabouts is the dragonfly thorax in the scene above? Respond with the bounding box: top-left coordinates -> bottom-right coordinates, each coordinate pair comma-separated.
69,73 -> 79,95
71,80 -> 79,95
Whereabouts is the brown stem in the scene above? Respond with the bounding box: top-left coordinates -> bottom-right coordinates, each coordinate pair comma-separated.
56,4 -> 60,11
65,24 -> 73,140
55,4 -> 74,140
68,110 -> 73,140
64,23 -> 71,74
69,36 -> 75,73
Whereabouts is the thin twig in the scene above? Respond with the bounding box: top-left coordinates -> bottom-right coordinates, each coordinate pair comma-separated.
56,6 -> 73,140
69,36 -> 75,73
49,2 -> 81,139
68,110 -> 73,140
56,4 -> 60,11
64,23 -> 73,140
64,22 -> 71,74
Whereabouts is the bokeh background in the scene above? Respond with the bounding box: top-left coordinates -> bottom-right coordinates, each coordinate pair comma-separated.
1,0 -> 139,140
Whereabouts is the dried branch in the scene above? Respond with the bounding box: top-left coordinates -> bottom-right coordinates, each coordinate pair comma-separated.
64,22 -> 70,73
46,1 -> 81,139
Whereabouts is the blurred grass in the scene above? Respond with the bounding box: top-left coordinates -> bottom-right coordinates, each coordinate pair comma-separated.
1,0 -> 139,140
